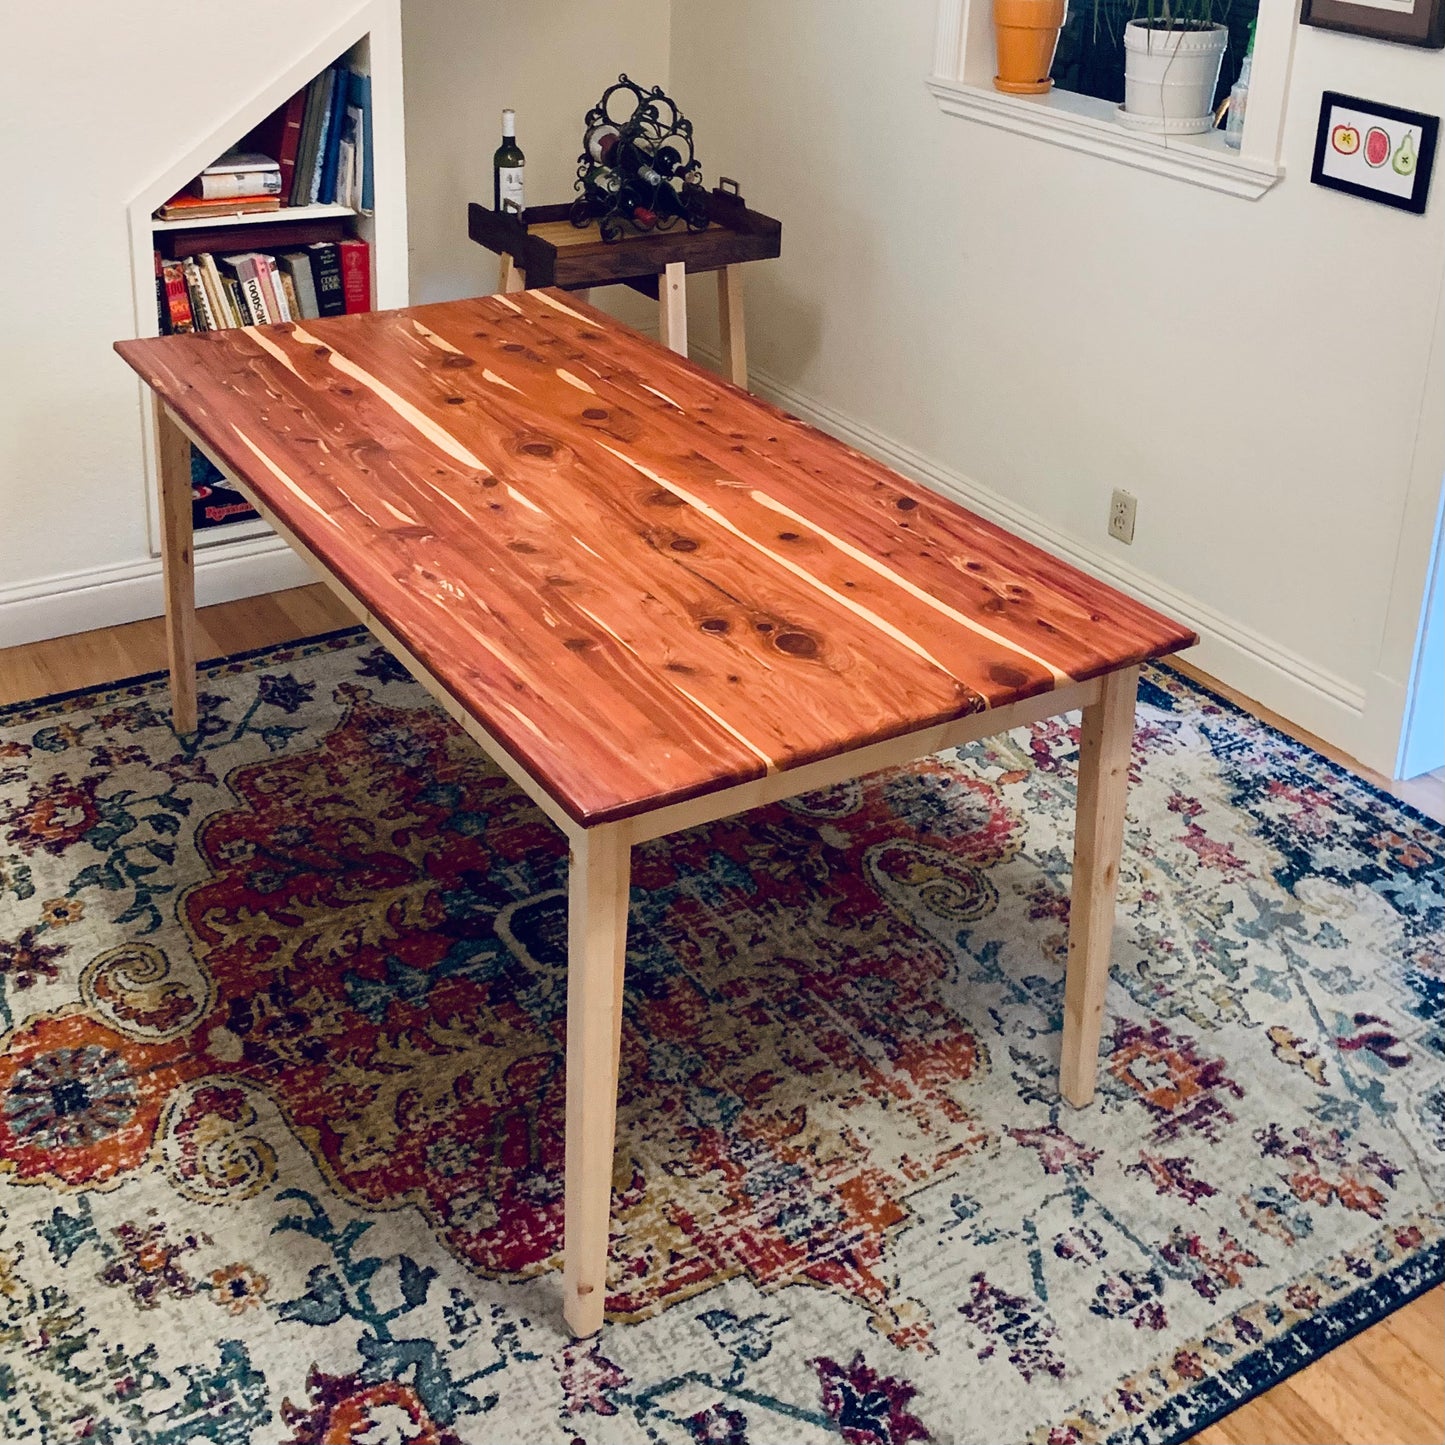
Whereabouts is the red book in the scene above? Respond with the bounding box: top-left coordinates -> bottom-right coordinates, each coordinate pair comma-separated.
161,259 -> 195,333
241,86 -> 308,200
338,237 -> 371,314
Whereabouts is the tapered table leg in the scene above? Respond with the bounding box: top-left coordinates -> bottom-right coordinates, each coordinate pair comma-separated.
1060,666 -> 1138,1107
562,824 -> 632,1336
659,260 -> 687,357
716,265 -> 747,388
155,400 -> 197,735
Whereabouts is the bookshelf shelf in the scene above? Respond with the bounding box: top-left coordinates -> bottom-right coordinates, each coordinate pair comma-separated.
151,202 -> 358,233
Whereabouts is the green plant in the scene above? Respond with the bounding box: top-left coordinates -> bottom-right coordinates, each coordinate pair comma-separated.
1102,0 -> 1229,30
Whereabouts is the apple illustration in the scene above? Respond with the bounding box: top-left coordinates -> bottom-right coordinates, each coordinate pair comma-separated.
1331,123 -> 1361,156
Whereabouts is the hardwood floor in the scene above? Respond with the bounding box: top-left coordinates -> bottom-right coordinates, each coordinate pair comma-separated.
0,585 -> 1440,1442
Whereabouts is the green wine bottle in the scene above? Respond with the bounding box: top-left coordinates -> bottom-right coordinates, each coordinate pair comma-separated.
493,109 -> 526,217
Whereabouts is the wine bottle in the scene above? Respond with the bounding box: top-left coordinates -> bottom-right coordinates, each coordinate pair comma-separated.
493,108 -> 525,217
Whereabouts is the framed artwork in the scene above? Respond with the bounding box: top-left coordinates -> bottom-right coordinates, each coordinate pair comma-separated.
1310,92 -> 1438,213
1301,0 -> 1445,48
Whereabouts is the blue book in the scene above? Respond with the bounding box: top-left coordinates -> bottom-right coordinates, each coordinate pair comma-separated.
351,70 -> 374,214
317,65 -> 349,205
306,68 -> 338,204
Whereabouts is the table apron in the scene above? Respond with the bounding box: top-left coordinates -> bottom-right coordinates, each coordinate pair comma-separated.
167,405 -> 1107,854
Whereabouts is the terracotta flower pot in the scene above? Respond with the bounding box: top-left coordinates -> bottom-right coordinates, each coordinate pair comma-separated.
994,0 -> 1067,95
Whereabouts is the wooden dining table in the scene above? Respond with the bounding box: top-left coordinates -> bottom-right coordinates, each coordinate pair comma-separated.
116,289 -> 1196,1337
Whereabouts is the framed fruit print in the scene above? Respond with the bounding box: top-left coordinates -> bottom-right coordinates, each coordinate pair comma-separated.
1310,92 -> 1439,213
1302,0 -> 1445,47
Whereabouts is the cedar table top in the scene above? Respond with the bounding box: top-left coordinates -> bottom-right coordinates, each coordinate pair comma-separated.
116,291 -> 1195,826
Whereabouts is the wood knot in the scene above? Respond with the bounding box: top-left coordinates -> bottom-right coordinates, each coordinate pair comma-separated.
508,540 -> 539,554
445,396 -> 466,405
583,407 -> 609,420
988,662 -> 1031,689
777,531 -> 799,542
648,490 -> 684,508
443,354 -> 475,369
669,537 -> 698,552
895,496 -> 918,511
699,617 -> 729,633
665,661 -> 696,675
521,440 -> 555,458
754,620 -> 774,633
564,637 -> 595,651
313,346 -> 331,358
775,631 -> 818,658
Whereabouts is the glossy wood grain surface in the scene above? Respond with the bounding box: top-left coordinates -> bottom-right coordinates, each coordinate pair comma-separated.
115,291 -> 1195,826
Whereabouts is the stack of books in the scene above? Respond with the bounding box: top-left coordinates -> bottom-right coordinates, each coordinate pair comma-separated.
155,239 -> 370,332
153,63 -> 373,223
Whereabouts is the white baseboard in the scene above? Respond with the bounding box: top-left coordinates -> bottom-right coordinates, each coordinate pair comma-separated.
0,536 -> 312,651
694,344 -> 1387,772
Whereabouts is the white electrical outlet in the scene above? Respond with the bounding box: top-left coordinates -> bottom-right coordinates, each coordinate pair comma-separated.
1108,489 -> 1137,545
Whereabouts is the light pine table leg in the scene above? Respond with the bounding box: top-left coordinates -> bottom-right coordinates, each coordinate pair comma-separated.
499,252 -> 527,294
562,824 -> 632,1336
716,265 -> 747,388
659,260 -> 687,357
1060,665 -> 1138,1108
155,399 -> 197,735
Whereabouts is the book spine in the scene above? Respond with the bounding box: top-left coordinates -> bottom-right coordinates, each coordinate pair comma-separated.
155,249 -> 169,333
309,243 -> 346,316
182,259 -> 216,331
338,238 -> 371,314
237,259 -> 271,325
276,89 -> 307,199
161,260 -> 194,334
281,252 -> 321,319
225,276 -> 252,326
318,67 -> 350,205
355,71 -> 374,215
196,170 -> 282,199
278,268 -> 301,321
261,255 -> 292,322
200,253 -> 237,327
309,70 -> 338,205
195,255 -> 228,331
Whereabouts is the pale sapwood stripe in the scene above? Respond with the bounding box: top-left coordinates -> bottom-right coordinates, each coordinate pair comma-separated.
672,686 -> 778,773
641,383 -> 683,411
556,369 -> 597,395
749,490 -> 1071,685
598,444 -> 959,683
493,294 -> 523,315
230,428 -> 338,525
286,324 -> 492,474
532,291 -> 593,325
378,497 -> 420,525
410,319 -> 464,354
570,599 -> 776,771
484,369 -> 523,393
247,328 -> 303,378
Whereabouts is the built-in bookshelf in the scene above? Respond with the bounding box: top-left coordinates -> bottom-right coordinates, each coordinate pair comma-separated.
126,2 -> 406,569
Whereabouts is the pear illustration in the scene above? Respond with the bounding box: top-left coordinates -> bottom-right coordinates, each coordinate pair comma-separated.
1392,131 -> 1418,178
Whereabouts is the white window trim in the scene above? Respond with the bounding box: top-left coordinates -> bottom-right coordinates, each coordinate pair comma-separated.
930,0 -> 1295,199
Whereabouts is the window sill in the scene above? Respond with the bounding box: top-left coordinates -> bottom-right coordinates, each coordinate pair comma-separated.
926,75 -> 1284,199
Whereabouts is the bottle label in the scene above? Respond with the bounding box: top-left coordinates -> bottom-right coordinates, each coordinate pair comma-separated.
497,167 -> 525,215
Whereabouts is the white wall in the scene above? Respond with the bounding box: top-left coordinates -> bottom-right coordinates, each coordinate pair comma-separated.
0,3 -> 407,646
402,0 -> 669,330
670,0 -> 1445,772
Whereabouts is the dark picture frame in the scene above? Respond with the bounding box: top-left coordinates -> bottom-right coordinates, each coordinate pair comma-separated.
1310,92 -> 1439,213
1301,0 -> 1445,48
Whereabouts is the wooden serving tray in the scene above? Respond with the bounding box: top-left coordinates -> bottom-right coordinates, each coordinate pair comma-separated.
467,184 -> 781,291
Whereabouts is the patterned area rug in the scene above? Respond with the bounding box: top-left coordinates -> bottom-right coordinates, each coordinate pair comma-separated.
0,629 -> 1440,1445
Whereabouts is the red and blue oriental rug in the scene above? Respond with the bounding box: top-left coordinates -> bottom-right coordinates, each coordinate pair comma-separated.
0,629 -> 1440,1443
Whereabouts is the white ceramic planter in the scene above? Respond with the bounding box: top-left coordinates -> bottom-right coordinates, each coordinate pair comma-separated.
1120,21 -> 1228,135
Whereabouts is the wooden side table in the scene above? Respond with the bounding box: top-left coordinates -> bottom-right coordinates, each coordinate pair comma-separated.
467,182 -> 781,387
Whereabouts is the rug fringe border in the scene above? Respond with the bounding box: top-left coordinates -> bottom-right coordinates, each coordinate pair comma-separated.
1132,1236 -> 1445,1445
